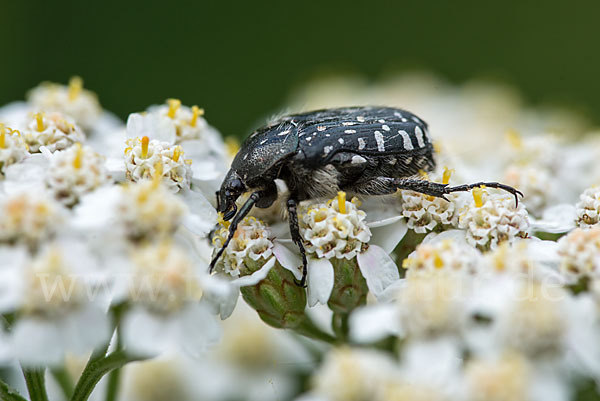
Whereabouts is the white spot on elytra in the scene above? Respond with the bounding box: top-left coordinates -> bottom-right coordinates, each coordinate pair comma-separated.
398,130 -> 413,150
411,116 -> 421,123
243,154 -> 248,160
260,138 -> 268,145
306,137 -> 312,142
317,126 -> 326,132
394,111 -> 403,119
382,124 -> 390,131
401,118 -> 408,122
404,156 -> 413,165
415,126 -> 425,147
351,155 -> 367,164
325,134 -> 331,137
378,119 -> 385,124
374,131 -> 385,152
323,145 -> 333,156
344,129 -> 356,134
338,138 -> 344,144
358,138 -> 366,150
280,149 -> 285,153
342,121 -> 355,126
278,130 -> 290,136
356,116 -> 365,122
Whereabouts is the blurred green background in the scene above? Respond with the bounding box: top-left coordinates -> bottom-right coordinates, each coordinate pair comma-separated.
1,0 -> 599,138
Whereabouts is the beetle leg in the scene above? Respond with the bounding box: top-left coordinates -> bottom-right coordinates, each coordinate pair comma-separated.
350,177 -> 522,207
443,182 -> 523,207
287,196 -> 308,287
209,191 -> 261,274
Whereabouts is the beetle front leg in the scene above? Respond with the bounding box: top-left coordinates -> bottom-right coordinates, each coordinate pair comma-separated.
209,191 -> 261,273
286,196 -> 308,287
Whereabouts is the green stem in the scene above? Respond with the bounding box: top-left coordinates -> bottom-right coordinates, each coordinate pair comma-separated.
0,378 -> 27,401
51,366 -> 74,399
104,304 -> 126,401
70,350 -> 145,401
293,317 -> 337,344
21,367 -> 49,401
331,312 -> 349,342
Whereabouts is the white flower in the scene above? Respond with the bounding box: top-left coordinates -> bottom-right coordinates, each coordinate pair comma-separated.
124,135 -> 192,192
0,188 -> 65,250
212,216 -> 274,279
458,188 -> 529,251
463,353 -> 532,401
503,164 -> 554,217
350,271 -> 470,344
27,77 -> 101,130
299,192 -> 400,306
147,99 -> 211,143
575,186 -> 600,228
122,241 -> 222,357
308,347 -> 398,401
0,124 -> 29,177
402,238 -> 483,277
71,178 -> 216,242
22,111 -> 85,153
0,243 -> 110,366
557,227 -> 600,282
400,168 -> 460,233
44,143 -> 110,206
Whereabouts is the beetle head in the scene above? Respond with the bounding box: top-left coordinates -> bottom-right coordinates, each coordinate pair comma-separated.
217,170 -> 246,221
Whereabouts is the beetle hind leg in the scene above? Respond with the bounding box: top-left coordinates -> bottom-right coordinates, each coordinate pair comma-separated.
349,177 -> 522,206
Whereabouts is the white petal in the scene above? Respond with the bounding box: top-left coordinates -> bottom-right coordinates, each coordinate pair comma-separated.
70,186 -> 121,232
122,307 -> 171,356
272,240 -> 303,280
357,245 -> 399,298
190,161 -> 221,181
368,218 -> 408,253
179,189 -> 217,237
349,304 -> 399,343
231,257 -> 276,287
422,229 -> 469,245
530,204 -> 576,233
175,303 -> 222,358
307,257 -> 334,307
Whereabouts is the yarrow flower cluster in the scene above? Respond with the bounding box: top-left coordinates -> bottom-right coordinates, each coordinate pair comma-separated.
2,74 -> 600,401
300,192 -> 370,259
0,124 -> 28,176
400,168 -> 459,233
27,77 -> 102,130
22,111 -> 85,153
458,187 -> 529,250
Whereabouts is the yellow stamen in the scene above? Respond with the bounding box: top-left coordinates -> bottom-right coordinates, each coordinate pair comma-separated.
402,257 -> 413,269
190,105 -> 204,127
172,146 -> 181,162
0,124 -> 5,149
72,143 -> 83,169
442,166 -> 454,185
418,170 -> 430,180
141,136 -> 149,158
34,113 -> 45,132
433,251 -> 444,269
225,137 -> 240,158
337,191 -> 347,214
167,98 -> 181,119
506,129 -> 522,149
68,76 -> 83,100
152,162 -> 163,187
473,187 -> 485,208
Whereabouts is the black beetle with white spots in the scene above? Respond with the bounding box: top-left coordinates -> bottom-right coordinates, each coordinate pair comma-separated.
210,106 -> 523,285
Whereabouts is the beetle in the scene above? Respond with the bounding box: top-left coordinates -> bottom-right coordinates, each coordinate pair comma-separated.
209,106 -> 522,285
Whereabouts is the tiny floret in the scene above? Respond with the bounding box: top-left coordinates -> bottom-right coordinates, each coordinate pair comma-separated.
23,111 -> 85,153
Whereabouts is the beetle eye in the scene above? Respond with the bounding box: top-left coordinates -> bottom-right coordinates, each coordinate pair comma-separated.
230,178 -> 244,192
